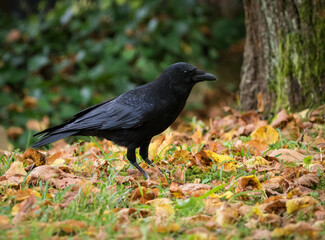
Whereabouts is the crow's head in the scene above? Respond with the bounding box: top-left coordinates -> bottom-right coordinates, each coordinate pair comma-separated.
164,62 -> 216,84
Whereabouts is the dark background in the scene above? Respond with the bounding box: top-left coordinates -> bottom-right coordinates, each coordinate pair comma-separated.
0,0 -> 245,148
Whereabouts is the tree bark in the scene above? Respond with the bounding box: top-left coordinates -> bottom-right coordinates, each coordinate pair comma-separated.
240,0 -> 325,115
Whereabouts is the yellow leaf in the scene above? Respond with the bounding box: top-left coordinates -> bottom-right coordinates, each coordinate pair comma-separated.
272,222 -> 318,239
236,175 -> 262,193
147,198 -> 173,207
84,142 -> 99,150
147,198 -> 175,217
211,191 -> 234,199
205,150 -> 238,171
245,156 -> 270,166
251,125 -> 279,144
51,158 -> 66,166
11,204 -> 20,216
286,196 -> 319,214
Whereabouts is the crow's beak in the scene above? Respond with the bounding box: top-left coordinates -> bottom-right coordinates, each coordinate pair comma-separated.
192,69 -> 216,82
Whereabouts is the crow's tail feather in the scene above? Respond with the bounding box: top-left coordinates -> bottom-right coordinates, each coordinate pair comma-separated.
32,131 -> 78,148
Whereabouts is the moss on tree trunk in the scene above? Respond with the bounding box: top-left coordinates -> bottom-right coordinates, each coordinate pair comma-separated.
240,0 -> 325,116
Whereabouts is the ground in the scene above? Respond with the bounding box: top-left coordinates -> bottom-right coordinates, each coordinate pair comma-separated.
0,105 -> 324,239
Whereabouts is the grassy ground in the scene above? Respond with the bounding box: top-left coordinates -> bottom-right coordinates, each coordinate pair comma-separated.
0,106 -> 324,239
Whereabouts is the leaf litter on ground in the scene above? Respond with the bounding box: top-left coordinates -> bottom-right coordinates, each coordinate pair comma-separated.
0,105 -> 324,239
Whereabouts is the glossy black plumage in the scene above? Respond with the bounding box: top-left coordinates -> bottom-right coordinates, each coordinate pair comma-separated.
32,62 -> 216,178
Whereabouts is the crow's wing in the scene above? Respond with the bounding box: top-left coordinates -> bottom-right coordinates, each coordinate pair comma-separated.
71,96 -> 155,130
32,86 -> 156,148
45,88 -> 155,135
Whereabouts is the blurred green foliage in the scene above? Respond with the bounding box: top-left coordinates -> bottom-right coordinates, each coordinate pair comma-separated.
0,0 -> 245,148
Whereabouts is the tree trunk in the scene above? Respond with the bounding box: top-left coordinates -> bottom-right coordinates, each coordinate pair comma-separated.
240,0 -> 325,115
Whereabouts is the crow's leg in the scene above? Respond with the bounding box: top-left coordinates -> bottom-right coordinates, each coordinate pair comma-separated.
139,139 -> 155,167
127,148 -> 148,179
140,140 -> 170,177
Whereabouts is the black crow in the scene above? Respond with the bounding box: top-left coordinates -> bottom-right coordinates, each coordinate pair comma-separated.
32,62 -> 216,179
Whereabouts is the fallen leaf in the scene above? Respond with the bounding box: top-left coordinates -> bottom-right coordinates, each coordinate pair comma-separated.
147,198 -> 173,207
264,199 -> 287,214
215,203 -> 240,225
297,173 -> 319,187
236,175 -> 262,193
245,156 -> 270,166
0,161 -> 27,187
179,183 -> 212,197
272,222 -> 318,239
195,150 -> 238,171
267,149 -> 305,163
262,176 -> 291,196
243,140 -> 269,154
23,148 -> 46,166
28,165 -> 84,189
171,150 -> 194,165
130,187 -> 159,204
13,188 -> 41,201
286,196 -> 319,214
271,109 -> 289,128
251,125 -> 279,144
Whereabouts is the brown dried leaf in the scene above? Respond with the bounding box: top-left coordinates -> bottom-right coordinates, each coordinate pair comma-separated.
23,148 -> 47,166
243,140 -> 269,154
271,109 -> 289,128
170,150 -> 194,165
262,176 -> 292,196
179,183 -> 212,197
130,187 -> 159,204
264,199 -> 287,214
28,165 -> 84,189
268,149 -> 306,163
297,173 -> 319,187
0,161 -> 27,187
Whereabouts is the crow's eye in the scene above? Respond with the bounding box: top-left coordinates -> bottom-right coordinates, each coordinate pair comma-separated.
183,70 -> 188,74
